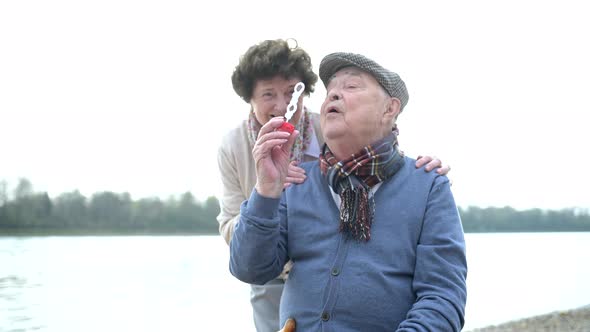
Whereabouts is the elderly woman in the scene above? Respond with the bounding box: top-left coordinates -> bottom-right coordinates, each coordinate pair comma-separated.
217,39 -> 450,332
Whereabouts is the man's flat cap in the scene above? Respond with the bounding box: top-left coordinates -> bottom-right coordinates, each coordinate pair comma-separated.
319,52 -> 409,110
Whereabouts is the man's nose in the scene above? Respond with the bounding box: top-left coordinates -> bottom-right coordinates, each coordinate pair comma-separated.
327,88 -> 341,101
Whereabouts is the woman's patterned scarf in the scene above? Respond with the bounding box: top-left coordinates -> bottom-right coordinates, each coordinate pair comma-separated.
319,129 -> 405,242
247,108 -> 313,163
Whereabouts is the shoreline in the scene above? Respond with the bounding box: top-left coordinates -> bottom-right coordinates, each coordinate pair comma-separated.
466,304 -> 590,332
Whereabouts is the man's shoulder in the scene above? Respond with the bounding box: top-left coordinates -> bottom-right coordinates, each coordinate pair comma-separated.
398,156 -> 450,186
288,161 -> 323,193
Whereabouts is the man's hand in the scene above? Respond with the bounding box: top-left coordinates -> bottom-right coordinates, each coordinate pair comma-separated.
253,117 -> 299,198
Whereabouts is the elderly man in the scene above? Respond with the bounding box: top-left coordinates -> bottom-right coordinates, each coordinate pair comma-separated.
230,52 -> 467,331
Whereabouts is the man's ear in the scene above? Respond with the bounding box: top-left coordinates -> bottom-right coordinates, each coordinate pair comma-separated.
383,97 -> 402,123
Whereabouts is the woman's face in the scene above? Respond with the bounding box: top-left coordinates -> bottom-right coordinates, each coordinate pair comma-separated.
250,76 -> 304,125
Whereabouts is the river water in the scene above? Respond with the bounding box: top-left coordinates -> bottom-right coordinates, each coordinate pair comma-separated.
1,233 -> 589,331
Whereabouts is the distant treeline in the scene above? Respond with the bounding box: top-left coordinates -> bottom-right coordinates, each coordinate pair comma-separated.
459,206 -> 590,232
0,178 -> 219,234
1,178 -> 589,234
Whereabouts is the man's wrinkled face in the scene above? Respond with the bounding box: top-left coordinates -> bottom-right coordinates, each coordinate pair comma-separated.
320,67 -> 398,154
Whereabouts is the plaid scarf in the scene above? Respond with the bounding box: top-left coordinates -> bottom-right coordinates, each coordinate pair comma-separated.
247,108 -> 313,163
319,129 -> 405,242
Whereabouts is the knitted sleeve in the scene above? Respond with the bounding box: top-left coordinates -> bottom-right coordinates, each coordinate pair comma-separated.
397,176 -> 467,332
229,189 -> 288,284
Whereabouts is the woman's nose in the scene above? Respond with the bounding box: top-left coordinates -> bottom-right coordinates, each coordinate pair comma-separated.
275,95 -> 289,110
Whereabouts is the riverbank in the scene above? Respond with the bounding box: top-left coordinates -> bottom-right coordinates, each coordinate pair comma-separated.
467,304 -> 590,332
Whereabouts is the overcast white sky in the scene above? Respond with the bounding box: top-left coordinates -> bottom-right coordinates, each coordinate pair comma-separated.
1,0 -> 588,210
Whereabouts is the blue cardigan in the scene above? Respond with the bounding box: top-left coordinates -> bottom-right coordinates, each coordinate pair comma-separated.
230,157 -> 467,331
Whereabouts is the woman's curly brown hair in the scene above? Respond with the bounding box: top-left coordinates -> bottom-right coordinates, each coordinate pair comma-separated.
231,39 -> 318,103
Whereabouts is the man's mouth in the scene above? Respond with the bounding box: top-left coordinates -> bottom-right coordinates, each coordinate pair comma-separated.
322,103 -> 341,115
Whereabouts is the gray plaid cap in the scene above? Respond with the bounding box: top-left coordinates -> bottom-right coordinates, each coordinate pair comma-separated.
319,52 -> 409,110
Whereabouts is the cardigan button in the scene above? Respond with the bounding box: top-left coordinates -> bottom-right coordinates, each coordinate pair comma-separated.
331,268 -> 340,276
321,312 -> 330,321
